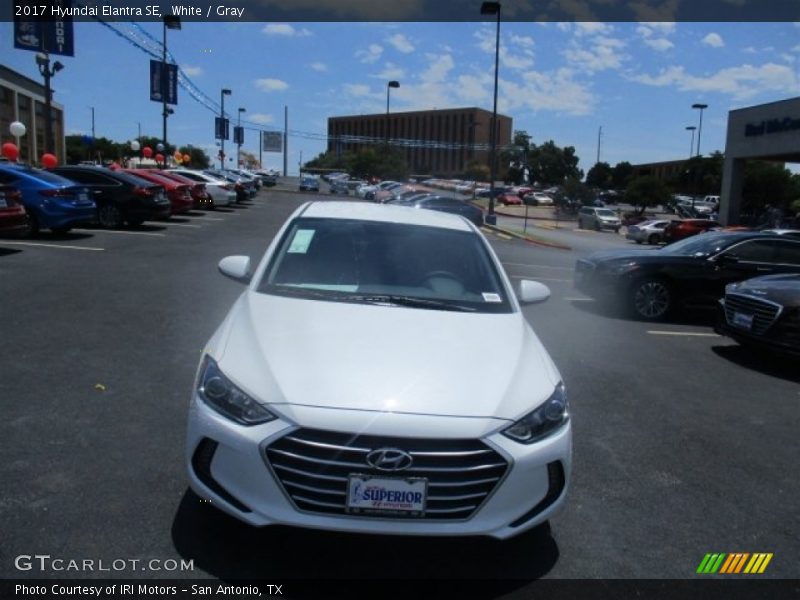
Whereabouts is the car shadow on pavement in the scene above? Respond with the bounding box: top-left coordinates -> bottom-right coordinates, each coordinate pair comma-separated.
171,489 -> 559,595
568,298 -> 714,327
0,247 -> 22,256
128,223 -> 168,232
711,345 -> 800,383
34,231 -> 94,242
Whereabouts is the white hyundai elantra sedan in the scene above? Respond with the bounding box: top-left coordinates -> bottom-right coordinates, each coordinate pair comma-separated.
186,201 -> 571,539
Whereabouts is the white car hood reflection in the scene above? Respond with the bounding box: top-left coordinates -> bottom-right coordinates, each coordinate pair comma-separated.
215,291 -> 559,421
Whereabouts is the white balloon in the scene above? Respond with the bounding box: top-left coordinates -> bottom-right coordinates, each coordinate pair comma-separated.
9,121 -> 26,137
156,143 -> 165,152
130,140 -> 141,151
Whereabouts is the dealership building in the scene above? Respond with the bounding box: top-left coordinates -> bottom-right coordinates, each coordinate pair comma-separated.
328,107 -> 512,177
0,64 -> 66,164
720,96 -> 800,225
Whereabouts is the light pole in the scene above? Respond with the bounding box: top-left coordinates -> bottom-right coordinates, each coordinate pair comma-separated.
692,103 -> 708,156
162,15 -> 181,154
385,80 -> 400,145
480,1 -> 501,225
685,126 -> 696,160
35,53 -> 64,156
219,88 -> 231,168
237,107 -> 246,167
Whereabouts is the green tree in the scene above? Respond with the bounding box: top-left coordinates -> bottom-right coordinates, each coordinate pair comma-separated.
585,162 -> 613,189
611,161 -> 634,190
624,175 -> 671,214
670,152 -> 723,196
558,177 -> 594,206
178,146 -> 210,169
464,160 -> 489,182
528,140 -> 582,186
742,161 -> 798,214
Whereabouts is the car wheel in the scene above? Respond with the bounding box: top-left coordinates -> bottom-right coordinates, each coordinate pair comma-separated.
127,216 -> 145,226
51,226 -> 72,235
577,219 -> 583,229
24,213 -> 40,237
594,221 -> 600,231
98,204 -> 125,228
635,239 -> 643,244
631,278 -> 672,320
648,233 -> 662,245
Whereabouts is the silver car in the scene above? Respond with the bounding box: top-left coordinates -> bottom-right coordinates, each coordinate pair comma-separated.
625,219 -> 670,244
578,207 -> 621,232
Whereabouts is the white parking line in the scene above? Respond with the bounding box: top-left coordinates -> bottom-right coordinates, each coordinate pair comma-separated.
160,222 -> 202,228
504,262 -> 574,271
1,241 -> 105,251
73,228 -> 165,237
563,297 -> 595,302
646,331 -> 720,337
186,216 -> 224,221
510,275 -> 572,282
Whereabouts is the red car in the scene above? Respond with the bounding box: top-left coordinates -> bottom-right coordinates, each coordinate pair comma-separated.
663,219 -> 721,243
0,185 -> 29,235
497,193 -> 522,206
142,169 -> 212,210
124,169 -> 194,215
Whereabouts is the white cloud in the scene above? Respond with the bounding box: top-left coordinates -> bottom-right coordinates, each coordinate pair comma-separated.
509,34 -> 535,48
743,46 -> 758,54
371,62 -> 406,80
261,24 -> 312,37
356,44 -> 383,64
182,65 -> 203,76
574,22 -> 612,37
386,33 -> 415,54
702,33 -> 725,48
421,53 -> 454,83
309,62 -> 327,72
254,78 -> 289,92
629,62 -> 799,100
342,83 -> 373,97
474,28 -> 535,70
564,36 -> 627,72
639,22 -> 676,35
249,113 -> 274,124
454,74 -> 490,103
644,38 -> 674,52
504,68 -> 595,116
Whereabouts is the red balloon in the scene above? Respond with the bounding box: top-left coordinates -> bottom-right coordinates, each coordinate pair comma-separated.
41,153 -> 58,168
2,142 -> 19,161
142,146 -> 153,158
155,153 -> 165,164
110,162 -> 120,170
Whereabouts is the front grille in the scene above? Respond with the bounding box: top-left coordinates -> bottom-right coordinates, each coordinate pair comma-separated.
724,293 -> 781,335
265,428 -> 509,520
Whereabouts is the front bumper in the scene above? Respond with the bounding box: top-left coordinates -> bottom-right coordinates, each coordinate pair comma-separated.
186,396 -> 571,539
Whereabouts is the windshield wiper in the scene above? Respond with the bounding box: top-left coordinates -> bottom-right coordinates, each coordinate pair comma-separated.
342,294 -> 477,312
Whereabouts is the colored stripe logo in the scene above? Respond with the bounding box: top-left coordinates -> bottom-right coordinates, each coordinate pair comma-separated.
697,553 -> 773,574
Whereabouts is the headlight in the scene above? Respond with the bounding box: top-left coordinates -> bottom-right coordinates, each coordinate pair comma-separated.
609,261 -> 640,274
196,356 -> 276,426
502,383 -> 569,444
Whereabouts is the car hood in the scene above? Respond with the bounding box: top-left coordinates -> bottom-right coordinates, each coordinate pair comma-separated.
729,273 -> 800,307
214,292 -> 560,421
581,248 -> 667,264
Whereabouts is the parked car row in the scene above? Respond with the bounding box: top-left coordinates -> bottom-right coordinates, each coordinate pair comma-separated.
0,162 -> 257,235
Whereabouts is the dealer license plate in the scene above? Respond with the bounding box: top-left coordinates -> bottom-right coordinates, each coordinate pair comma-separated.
732,311 -> 754,330
346,474 -> 427,516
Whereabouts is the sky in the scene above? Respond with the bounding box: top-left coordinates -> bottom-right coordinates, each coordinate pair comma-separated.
2,20 -> 800,175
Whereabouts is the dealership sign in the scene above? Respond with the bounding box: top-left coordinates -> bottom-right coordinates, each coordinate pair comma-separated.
744,116 -> 800,137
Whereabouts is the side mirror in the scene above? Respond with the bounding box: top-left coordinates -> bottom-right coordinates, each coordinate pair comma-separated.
218,255 -> 252,284
517,279 -> 551,305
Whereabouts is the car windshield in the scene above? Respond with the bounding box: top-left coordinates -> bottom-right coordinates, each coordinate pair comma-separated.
660,232 -> 744,257
11,166 -> 75,185
597,209 -> 616,217
258,217 -> 511,313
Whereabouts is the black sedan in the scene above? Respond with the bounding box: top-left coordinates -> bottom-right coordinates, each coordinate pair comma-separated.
574,231 -> 800,320
715,274 -> 800,358
389,195 -> 484,228
52,166 -> 171,227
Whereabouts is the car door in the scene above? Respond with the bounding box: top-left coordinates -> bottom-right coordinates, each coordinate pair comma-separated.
773,239 -> 800,272
58,169 -> 119,209
704,239 -> 779,301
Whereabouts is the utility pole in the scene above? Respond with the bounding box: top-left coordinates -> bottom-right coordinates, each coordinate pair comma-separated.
596,126 -> 602,164
283,105 -> 288,177
162,16 -> 181,156
259,130 -> 262,168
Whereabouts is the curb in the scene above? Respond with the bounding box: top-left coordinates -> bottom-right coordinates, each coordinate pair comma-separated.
482,223 -> 572,251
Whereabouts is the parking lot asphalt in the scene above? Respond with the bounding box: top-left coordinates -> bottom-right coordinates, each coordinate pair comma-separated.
1,188 -> 797,589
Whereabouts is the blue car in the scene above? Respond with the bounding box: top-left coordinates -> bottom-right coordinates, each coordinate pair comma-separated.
0,163 -> 95,234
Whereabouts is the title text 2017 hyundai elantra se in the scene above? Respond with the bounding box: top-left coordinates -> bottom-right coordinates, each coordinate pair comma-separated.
186,201 -> 571,539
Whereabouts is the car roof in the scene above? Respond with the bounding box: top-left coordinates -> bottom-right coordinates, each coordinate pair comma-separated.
300,201 -> 472,231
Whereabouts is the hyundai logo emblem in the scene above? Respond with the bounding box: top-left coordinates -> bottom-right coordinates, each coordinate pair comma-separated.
365,448 -> 414,472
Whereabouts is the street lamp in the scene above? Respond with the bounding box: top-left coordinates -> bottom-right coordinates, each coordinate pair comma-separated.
35,52 -> 64,156
691,103 -> 708,156
237,107 -> 246,167
162,15 -> 181,155
685,126 -> 696,160
219,88 -> 231,168
385,80 -> 400,145
480,0 -> 501,225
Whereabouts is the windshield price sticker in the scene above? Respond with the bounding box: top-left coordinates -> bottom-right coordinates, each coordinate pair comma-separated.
347,474 -> 427,515
288,229 -> 315,254
482,292 -> 502,303
732,312 -> 754,330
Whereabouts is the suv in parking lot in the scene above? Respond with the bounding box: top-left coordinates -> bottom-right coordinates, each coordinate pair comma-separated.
578,207 -> 621,232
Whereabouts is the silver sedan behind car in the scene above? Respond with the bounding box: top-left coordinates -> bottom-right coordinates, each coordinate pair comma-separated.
625,220 -> 670,245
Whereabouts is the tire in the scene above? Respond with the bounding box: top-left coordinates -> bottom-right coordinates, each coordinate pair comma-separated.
127,216 -> 145,226
648,233 -> 661,245
51,226 -> 72,235
98,204 -> 125,228
630,278 -> 672,320
635,240 -> 643,244
577,219 -> 583,229
24,213 -> 40,236
594,220 -> 600,231
614,227 -> 620,234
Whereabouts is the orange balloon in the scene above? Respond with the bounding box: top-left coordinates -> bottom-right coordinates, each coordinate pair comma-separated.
182,153 -> 190,163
